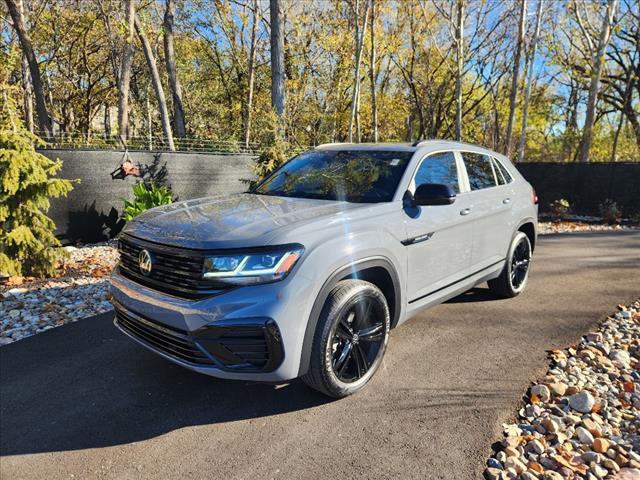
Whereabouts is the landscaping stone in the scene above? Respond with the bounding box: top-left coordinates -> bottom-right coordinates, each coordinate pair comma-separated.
0,242 -> 118,345
484,300 -> 640,480
537,220 -> 638,235
569,391 -> 596,413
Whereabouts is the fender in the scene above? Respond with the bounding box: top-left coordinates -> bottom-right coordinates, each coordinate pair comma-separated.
515,216 -> 538,251
297,256 -> 402,377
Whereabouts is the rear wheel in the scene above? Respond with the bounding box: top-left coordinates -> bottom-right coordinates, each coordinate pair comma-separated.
488,231 -> 532,298
302,280 -> 390,398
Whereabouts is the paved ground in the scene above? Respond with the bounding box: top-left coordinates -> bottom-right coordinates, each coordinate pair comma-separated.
1,231 -> 639,480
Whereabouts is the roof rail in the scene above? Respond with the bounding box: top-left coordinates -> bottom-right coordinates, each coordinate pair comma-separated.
412,139 -> 494,150
411,139 -> 433,147
315,142 -> 351,148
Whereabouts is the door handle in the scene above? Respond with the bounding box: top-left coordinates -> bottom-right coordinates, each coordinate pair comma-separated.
460,208 -> 471,216
502,198 -> 511,204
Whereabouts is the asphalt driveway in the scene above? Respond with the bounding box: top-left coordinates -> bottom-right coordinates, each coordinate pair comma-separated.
1,231 -> 639,479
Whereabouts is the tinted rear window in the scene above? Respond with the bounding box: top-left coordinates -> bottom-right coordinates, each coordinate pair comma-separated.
492,157 -> 513,185
461,152 -> 497,191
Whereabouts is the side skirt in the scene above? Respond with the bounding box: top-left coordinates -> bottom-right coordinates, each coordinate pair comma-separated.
402,259 -> 505,323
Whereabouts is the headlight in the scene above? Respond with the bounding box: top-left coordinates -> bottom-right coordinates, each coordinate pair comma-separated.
202,245 -> 304,286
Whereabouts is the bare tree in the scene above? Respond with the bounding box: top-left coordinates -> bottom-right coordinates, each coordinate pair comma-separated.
270,0 -> 285,125
244,0 -> 259,147
5,0 -> 51,137
163,0 -> 186,138
369,0 -> 378,142
577,0 -> 619,163
516,0 -> 544,163
454,0 -> 465,141
348,0 -> 370,142
118,0 -> 135,142
505,0 -> 527,156
601,0 -> 640,151
134,15 -> 175,151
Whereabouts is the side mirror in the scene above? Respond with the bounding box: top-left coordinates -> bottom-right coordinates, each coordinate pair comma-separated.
412,183 -> 456,206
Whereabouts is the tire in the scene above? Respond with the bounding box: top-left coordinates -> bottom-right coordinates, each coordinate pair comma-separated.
302,279 -> 390,398
488,231 -> 532,298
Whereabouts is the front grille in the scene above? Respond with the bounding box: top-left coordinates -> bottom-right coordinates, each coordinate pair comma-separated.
117,234 -> 222,299
114,303 -> 215,365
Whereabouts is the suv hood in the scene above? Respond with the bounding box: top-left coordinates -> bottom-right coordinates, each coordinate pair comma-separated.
122,193 -> 364,249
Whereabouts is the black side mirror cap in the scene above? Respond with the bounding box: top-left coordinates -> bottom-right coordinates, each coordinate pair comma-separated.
411,183 -> 456,206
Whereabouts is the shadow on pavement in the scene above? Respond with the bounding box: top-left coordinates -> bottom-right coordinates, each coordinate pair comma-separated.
0,312 -> 329,456
446,287 -> 502,304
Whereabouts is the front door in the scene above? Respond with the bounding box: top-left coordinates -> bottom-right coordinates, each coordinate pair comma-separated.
404,151 -> 473,303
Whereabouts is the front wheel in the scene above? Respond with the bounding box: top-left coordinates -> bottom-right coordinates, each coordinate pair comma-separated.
488,231 -> 532,298
302,280 -> 390,398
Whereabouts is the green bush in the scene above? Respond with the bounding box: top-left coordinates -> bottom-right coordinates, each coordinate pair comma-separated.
599,199 -> 621,225
123,182 -> 173,221
549,198 -> 570,221
253,138 -> 289,180
0,86 -> 75,278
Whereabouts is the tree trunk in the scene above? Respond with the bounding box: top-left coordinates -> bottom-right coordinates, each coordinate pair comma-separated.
163,0 -> 186,138
118,0 -> 135,143
244,0 -> 258,148
104,104 -> 111,138
516,0 -> 544,163
454,0 -> 465,141
270,0 -> 285,125
626,108 -> 640,149
146,88 -> 153,150
6,0 -> 51,137
348,0 -> 370,143
369,0 -> 378,142
610,69 -> 634,162
135,16 -> 175,151
578,0 -> 618,163
505,0 -> 527,156
562,81 -> 579,161
610,114 -> 624,162
21,53 -> 34,133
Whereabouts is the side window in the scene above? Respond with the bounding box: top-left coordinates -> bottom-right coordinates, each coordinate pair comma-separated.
492,157 -> 513,185
462,152 -> 497,191
414,151 -> 459,193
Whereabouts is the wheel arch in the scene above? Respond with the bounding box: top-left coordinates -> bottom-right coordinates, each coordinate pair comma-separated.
517,219 -> 537,252
297,257 -> 401,377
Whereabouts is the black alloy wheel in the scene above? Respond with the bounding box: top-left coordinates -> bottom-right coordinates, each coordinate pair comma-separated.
330,298 -> 386,383
302,279 -> 391,398
510,236 -> 531,290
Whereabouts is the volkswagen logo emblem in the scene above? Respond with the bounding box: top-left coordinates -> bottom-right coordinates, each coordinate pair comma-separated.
138,249 -> 153,276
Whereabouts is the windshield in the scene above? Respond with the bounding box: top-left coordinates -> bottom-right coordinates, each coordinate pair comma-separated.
252,150 -> 413,203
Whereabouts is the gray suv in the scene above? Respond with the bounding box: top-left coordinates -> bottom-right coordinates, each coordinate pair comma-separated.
110,141 -> 538,397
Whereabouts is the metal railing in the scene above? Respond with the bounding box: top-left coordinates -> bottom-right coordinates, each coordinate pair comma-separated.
35,132 -> 266,154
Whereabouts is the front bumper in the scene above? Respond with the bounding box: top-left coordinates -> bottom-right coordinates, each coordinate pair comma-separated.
113,299 -> 284,372
110,267 -> 315,382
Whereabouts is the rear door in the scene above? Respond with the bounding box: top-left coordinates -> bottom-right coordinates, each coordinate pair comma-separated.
404,151 -> 473,303
459,152 -> 513,270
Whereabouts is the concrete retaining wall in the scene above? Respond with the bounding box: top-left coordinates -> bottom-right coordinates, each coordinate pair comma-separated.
41,149 -> 255,243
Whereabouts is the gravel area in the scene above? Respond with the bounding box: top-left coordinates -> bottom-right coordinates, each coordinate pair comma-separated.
0,243 -> 119,345
484,301 -> 640,480
538,221 -> 638,235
